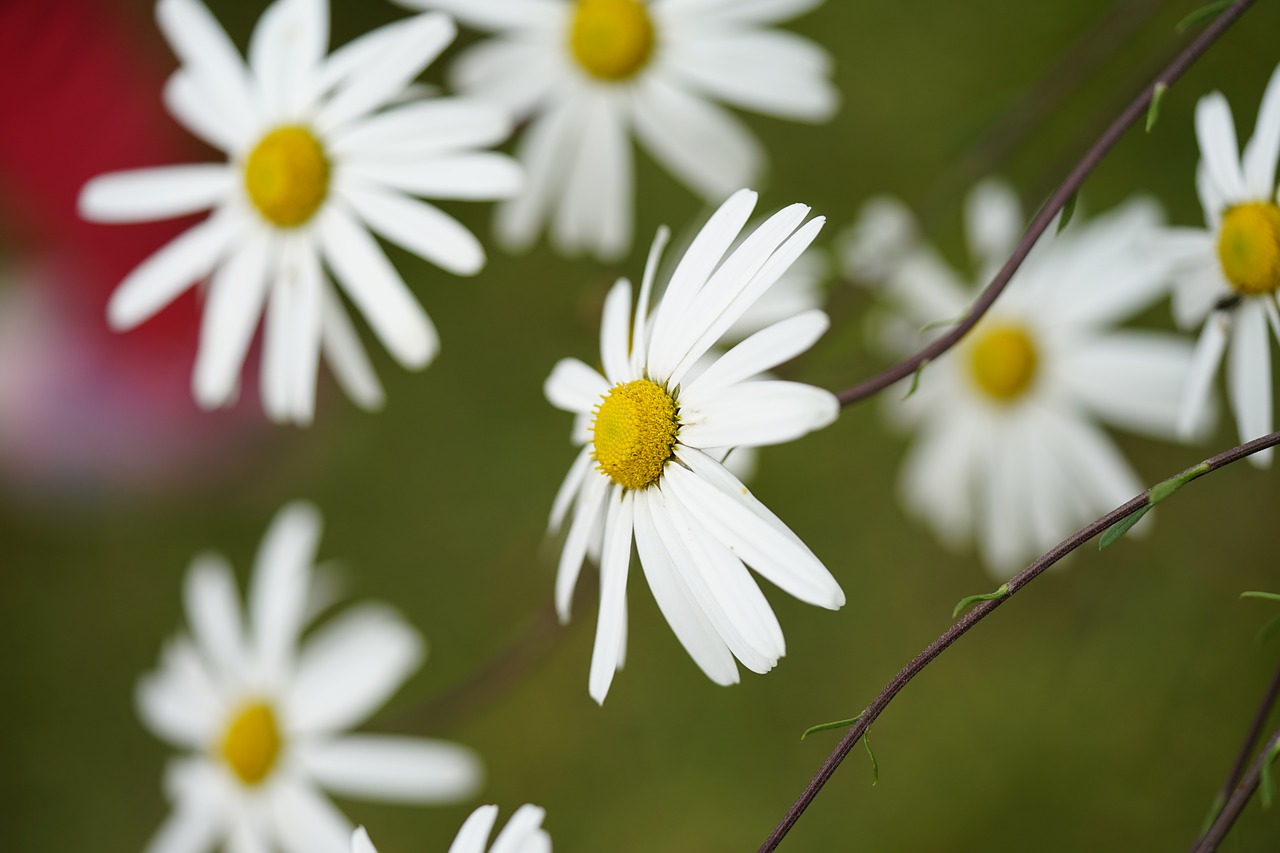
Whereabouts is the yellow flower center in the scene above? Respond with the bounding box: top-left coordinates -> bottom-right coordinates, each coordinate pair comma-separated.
219,701 -> 282,786
592,379 -> 679,490
969,324 -> 1038,402
243,126 -> 330,228
1218,202 -> 1280,296
569,0 -> 655,81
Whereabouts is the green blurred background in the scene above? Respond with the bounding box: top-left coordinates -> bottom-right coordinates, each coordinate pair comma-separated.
4,0 -> 1280,850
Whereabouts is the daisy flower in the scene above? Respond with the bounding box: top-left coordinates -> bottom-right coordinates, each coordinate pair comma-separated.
352,805 -> 550,853
544,189 -> 844,703
138,502 -> 482,853
79,0 -> 522,424
849,180 -> 1194,577
1159,63 -> 1280,467
398,0 -> 838,260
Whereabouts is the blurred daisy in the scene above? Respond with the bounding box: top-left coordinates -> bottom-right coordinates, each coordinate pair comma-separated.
544,189 -> 843,703
79,0 -> 522,424
138,502 -> 481,853
399,0 -> 837,260
850,181 -> 1193,576
352,805 -> 550,853
1159,63 -> 1280,466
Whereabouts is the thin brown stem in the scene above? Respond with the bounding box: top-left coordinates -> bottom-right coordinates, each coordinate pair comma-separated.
758,429 -> 1280,852
1193,723 -> 1280,853
835,0 -> 1257,409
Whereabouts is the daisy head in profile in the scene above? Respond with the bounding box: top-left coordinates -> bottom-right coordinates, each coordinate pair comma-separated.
1158,63 -> 1280,466
352,805 -> 550,853
137,502 -> 482,853
79,0 -> 522,424
848,180 -> 1193,577
398,0 -> 838,260
544,189 -> 844,704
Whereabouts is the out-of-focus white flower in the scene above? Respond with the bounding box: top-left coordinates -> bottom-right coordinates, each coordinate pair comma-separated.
544,189 -> 843,703
138,502 -> 482,853
1157,63 -> 1280,466
398,0 -> 837,260
852,180 -> 1193,577
352,805 -> 550,853
79,0 -> 522,424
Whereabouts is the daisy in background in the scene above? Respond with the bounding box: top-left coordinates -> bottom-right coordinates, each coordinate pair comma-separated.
79,0 -> 522,424
397,0 -> 837,260
138,502 -> 482,853
544,189 -> 844,704
352,805 -> 550,853
845,180 -> 1194,577
1158,63 -> 1280,467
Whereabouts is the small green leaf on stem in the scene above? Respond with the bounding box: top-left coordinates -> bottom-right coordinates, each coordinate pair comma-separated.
1177,0 -> 1232,33
902,360 -> 929,401
1146,82 -> 1168,133
952,584 -> 1010,618
801,714 -> 861,741
863,732 -> 879,786
1261,741 -> 1280,809
1057,192 -> 1078,234
1149,461 -> 1210,504
1098,505 -> 1152,550
1242,591 -> 1280,604
919,316 -> 961,334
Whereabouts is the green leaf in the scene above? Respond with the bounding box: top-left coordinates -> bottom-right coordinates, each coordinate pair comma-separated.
902,360 -> 929,401
801,714 -> 861,741
1057,192 -> 1078,234
1149,461 -> 1210,504
1258,615 -> 1280,646
952,584 -> 1010,618
1098,505 -> 1152,550
1177,0 -> 1232,33
1242,591 -> 1280,604
1146,82 -> 1168,133
919,316 -> 962,334
863,732 -> 879,786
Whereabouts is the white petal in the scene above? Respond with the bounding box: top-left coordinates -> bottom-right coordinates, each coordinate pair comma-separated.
395,0 -> 562,29
1178,313 -> 1229,438
545,358 -> 608,414
318,204 -> 438,367
286,238 -> 325,424
632,77 -> 763,200
1228,300 -> 1274,467
143,796 -> 222,853
556,473 -> 610,621
669,448 -> 843,608
156,0 -> 258,140
286,603 -> 424,733
680,380 -> 837,448
79,165 -> 230,224
345,153 -> 523,201
549,447 -> 594,533
1196,92 -> 1246,202
489,804 -> 548,853
589,489 -> 633,704
551,90 -> 632,260
974,417 -> 1030,576
261,262 -> 298,423
183,553 -> 246,678
1060,331 -> 1194,439
331,99 -> 513,160
898,411 -> 981,550
343,183 -> 485,276
495,98 -> 581,253
163,71 -> 240,152
269,781 -> 351,853
1243,63 -> 1280,198
632,491 -> 738,685
193,230 -> 273,409
447,806 -> 500,853
351,828 -> 377,853
599,279 -> 633,385
963,179 -> 1023,276
319,283 -> 385,410
248,0 -> 327,117
684,311 -> 828,398
136,639 -> 221,748
449,37 -> 561,114
250,501 -> 322,682
318,13 -> 455,132
107,210 -> 241,330
302,735 -> 481,803
629,225 -> 672,375
664,0 -> 823,25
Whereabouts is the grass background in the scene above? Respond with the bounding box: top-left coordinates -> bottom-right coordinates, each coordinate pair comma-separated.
4,0 -> 1280,850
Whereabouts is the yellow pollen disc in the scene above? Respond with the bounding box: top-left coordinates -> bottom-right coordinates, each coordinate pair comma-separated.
969,324 -> 1038,402
592,379 -> 679,490
219,701 -> 282,786
1218,202 -> 1280,296
569,0 -> 656,81
243,126 -> 330,228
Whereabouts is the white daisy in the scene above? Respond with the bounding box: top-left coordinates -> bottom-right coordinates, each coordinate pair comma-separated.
352,805 -> 550,853
849,180 -> 1194,577
398,0 -> 837,260
138,502 -> 482,853
1159,62 -> 1280,467
543,189 -> 843,703
79,0 -> 522,424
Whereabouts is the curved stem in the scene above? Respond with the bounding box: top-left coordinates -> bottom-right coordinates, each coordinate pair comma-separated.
758,430 -> 1280,852
1193,723 -> 1280,853
835,0 -> 1257,409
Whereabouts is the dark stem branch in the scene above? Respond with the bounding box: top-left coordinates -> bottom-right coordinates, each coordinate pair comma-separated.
758,429 -> 1280,852
1193,723 -> 1280,853
834,0 -> 1257,409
